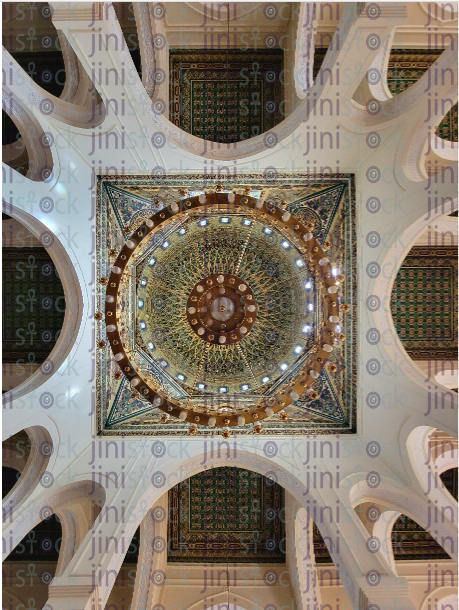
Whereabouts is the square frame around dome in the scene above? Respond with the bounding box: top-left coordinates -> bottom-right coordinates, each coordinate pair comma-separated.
95,173 -> 357,436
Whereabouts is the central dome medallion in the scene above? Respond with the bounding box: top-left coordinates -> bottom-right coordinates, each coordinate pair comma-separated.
186,273 -> 257,345
103,190 -> 347,433
137,212 -> 313,396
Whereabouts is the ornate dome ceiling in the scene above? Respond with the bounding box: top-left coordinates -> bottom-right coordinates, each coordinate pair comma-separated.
96,174 -> 357,436
136,212 -> 317,398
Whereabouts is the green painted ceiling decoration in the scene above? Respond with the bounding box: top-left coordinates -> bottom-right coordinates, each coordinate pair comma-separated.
167,467 -> 285,563
2,246 -> 65,364
391,513 -> 454,561
169,49 -> 283,143
96,173 -> 356,436
387,49 -> 444,94
391,246 -> 458,360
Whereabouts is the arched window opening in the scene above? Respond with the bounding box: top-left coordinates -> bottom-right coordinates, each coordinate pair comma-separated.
4,478 -> 106,607
388,27 -> 457,144
436,103 -> 458,143
2,203 -> 84,401
2,3 -> 66,97
168,47 -> 285,144
2,214 -> 66,392
167,467 -> 285,564
387,48 -> 446,96
2,427 -> 53,520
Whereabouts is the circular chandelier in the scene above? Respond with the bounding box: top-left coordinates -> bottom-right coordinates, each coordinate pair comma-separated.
186,273 -> 257,346
100,190 -> 348,436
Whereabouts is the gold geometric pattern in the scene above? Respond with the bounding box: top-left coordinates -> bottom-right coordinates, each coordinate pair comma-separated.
137,214 -> 317,395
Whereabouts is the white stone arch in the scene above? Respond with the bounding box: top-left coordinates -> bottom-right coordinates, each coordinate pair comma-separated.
406,426 -> 458,529
54,507 -> 79,577
2,19 -> 95,172
177,598 -> 264,610
130,492 -> 167,610
3,480 -> 105,610
348,474 -> 406,575
2,426 -> 53,522
113,449 -> 313,554
2,418 -> 97,572
368,193 -> 458,438
351,25 -> 396,108
2,89 -> 55,183
3,478 -> 106,561
129,474 -> 323,610
133,449 -> 325,539
3,48 -> 106,130
349,471 -> 458,567
91,2 -> 306,161
395,40 -> 458,183
1,201 -> 84,402
371,508 -> 400,575
294,3 -> 318,98
85,1 -> 373,162
52,449 -> 403,610
132,3 -> 156,100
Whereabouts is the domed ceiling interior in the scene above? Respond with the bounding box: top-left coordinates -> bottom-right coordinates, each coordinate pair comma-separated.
96,173 -> 356,436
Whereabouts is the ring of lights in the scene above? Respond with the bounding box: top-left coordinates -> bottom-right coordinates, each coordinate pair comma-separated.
186,273 -> 257,346
102,192 -> 345,431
